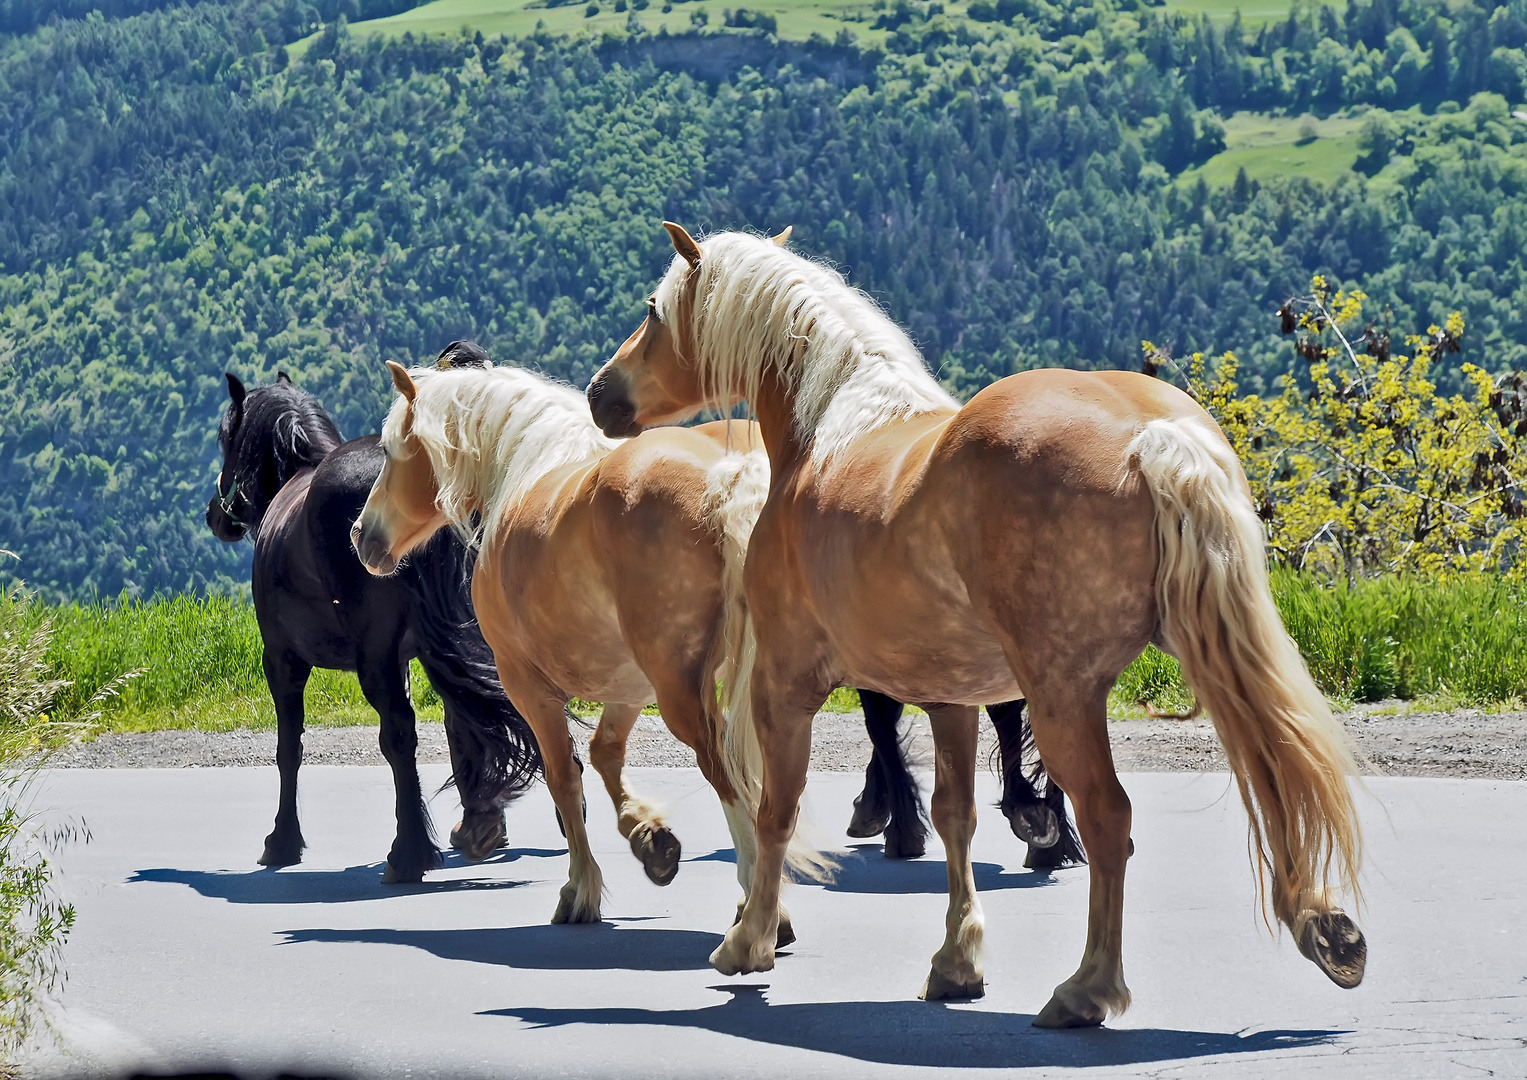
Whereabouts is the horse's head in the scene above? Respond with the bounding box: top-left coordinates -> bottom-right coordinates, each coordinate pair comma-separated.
206,372 -> 253,541
588,222 -> 707,437
352,362 -> 449,576
588,222 -> 792,438
205,371 -> 342,543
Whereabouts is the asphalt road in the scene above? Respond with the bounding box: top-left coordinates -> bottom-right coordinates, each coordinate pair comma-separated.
19,765 -> 1527,1079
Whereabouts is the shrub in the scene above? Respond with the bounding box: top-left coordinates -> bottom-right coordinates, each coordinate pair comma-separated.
0,575 -> 92,1057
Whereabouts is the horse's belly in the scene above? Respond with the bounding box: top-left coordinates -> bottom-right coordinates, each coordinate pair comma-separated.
806,540 -> 1016,703
490,547 -> 654,706
833,605 -> 1020,705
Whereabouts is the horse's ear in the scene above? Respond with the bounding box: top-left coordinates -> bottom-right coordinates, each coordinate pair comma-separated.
225,372 -> 246,406
663,221 -> 702,269
277,371 -> 292,384
387,360 -> 418,403
769,226 -> 793,247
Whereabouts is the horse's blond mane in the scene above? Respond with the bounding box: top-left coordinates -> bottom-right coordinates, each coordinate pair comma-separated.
381,365 -> 617,550
653,231 -> 958,461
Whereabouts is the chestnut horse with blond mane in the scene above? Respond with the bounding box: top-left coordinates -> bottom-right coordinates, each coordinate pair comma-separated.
587,222 -> 1367,1027
351,361 -> 815,931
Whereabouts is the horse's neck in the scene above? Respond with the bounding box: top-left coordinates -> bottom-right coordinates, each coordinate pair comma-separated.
753,371 -> 811,478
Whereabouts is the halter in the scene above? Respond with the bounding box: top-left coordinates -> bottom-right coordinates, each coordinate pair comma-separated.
216,471 -> 255,528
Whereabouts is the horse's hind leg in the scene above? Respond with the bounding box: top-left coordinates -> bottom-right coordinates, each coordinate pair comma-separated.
1023,681 -> 1133,1028
360,648 -> 440,884
589,701 -> 681,887
853,692 -> 929,858
847,690 -> 896,839
990,699 -> 1057,848
439,693 -> 507,862
989,700 -> 1086,870
920,703 -> 986,1001
259,650 -> 311,867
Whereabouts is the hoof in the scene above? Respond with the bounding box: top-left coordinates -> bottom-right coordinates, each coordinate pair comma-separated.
1297,909 -> 1366,989
710,927 -> 774,976
551,883 -> 601,924
257,846 -> 302,868
631,823 -> 682,887
1033,988 -> 1107,1029
776,911 -> 796,950
846,794 -> 891,839
920,967 -> 985,1001
882,824 -> 927,860
451,811 -> 507,862
381,860 -> 424,885
1007,804 -> 1060,849
1024,841 -> 1085,871
258,831 -> 304,867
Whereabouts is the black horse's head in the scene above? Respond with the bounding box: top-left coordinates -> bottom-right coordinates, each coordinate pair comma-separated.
435,340 -> 491,370
206,371 -> 344,542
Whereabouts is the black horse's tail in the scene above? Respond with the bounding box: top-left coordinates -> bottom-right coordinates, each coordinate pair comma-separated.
406,528 -> 543,811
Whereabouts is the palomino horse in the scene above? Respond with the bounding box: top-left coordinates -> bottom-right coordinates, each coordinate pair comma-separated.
352,361 -> 819,928
205,360 -> 542,881
587,223 -> 1365,1027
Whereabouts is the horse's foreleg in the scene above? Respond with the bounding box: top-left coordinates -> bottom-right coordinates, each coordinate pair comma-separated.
1025,684 -> 1133,1028
361,650 -> 439,884
710,687 -> 813,978
590,701 -> 680,887
259,649 -> 311,867
921,703 -> 986,1000
517,693 -> 603,924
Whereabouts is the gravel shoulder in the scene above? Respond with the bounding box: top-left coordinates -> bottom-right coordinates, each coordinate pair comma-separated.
46,706 -> 1527,780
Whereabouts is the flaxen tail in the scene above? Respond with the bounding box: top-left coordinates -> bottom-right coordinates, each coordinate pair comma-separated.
1129,418 -> 1362,933
701,449 -> 834,883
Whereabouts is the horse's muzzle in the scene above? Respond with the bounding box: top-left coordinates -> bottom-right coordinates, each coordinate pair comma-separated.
205,498 -> 248,543
587,369 -> 642,439
351,519 -> 398,576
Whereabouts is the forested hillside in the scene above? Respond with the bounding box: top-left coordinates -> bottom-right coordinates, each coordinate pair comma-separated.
0,0 -> 1523,598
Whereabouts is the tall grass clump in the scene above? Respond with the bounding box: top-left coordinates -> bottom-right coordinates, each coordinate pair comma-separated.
1112,569 -> 1527,712
0,572 -> 89,1058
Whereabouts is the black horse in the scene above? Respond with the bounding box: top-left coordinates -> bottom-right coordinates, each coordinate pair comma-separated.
849,692 -> 1086,870
205,364 -> 542,882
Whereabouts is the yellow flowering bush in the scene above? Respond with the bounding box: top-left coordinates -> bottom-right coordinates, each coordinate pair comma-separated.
1150,278 -> 1527,583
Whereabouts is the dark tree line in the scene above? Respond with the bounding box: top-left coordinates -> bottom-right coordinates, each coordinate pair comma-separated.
0,0 -> 1523,598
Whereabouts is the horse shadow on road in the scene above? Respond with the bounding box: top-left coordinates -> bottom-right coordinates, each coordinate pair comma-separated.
129,863 -> 540,905
280,923 -> 724,971
484,984 -> 1345,1069
693,844 -> 1068,894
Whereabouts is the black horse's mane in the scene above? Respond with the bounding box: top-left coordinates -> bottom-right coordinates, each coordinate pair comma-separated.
221,377 -> 345,528
227,377 -> 344,480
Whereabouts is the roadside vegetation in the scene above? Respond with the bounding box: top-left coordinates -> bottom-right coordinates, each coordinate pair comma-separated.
0,568 -> 91,1060
39,595 -> 443,733
25,566 -> 1527,739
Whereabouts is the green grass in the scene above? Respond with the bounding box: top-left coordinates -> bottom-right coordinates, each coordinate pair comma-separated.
43,596 -> 442,735
324,0 -> 894,49
30,570 -> 1527,736
1163,0 -> 1289,25
1112,569 -> 1527,712
1180,111 -> 1366,187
